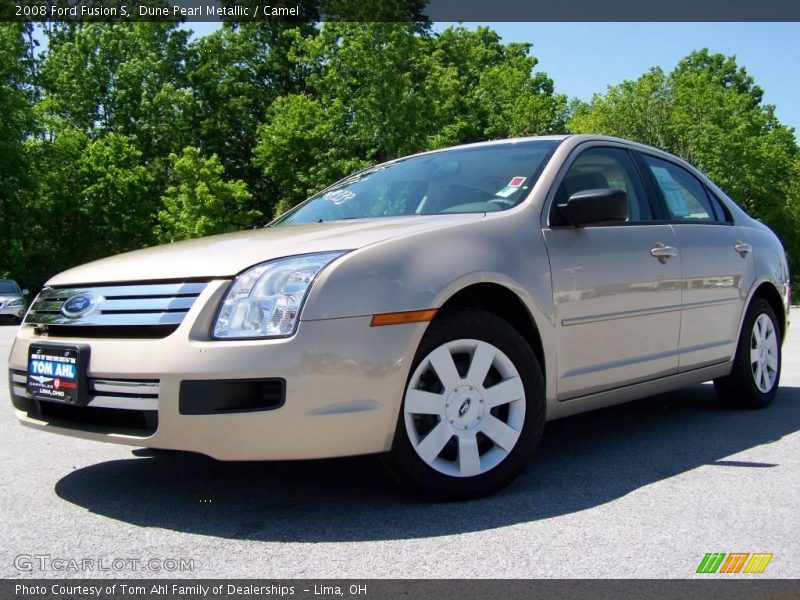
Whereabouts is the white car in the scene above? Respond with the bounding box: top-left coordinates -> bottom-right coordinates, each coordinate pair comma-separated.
0,279 -> 28,324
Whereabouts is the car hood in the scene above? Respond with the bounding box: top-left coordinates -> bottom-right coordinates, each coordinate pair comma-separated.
47,214 -> 485,286
0,295 -> 22,302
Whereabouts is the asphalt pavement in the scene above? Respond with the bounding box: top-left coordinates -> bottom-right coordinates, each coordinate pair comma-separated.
2,316 -> 798,579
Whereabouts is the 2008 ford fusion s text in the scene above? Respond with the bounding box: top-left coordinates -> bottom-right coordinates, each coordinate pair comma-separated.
9,135 -> 790,499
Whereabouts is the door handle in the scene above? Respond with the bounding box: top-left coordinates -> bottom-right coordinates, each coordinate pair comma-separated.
735,241 -> 752,256
650,243 -> 678,263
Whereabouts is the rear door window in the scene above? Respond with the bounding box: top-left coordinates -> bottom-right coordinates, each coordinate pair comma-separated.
641,155 -> 720,222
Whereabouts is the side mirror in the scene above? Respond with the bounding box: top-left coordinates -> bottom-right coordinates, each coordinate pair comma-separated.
558,188 -> 628,226
22,289 -> 29,296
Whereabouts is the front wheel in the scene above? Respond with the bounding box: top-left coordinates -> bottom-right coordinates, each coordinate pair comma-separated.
384,308 -> 545,500
714,298 -> 782,409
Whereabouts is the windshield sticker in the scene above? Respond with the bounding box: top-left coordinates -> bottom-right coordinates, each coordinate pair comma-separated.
495,185 -> 517,198
323,189 -> 356,205
508,176 -> 526,188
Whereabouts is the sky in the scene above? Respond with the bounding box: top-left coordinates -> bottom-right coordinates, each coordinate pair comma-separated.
480,23 -> 800,133
186,21 -> 800,135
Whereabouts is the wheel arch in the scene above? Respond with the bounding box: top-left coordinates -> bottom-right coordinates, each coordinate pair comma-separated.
749,281 -> 787,342
435,282 -> 546,381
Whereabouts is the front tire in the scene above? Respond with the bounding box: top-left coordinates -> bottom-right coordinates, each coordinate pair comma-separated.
384,308 -> 545,500
714,298 -> 781,409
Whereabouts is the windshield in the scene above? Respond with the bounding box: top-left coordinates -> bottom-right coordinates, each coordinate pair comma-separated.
0,280 -> 21,294
273,140 -> 559,226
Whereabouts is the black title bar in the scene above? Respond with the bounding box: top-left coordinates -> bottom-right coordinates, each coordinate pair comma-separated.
2,0 -> 800,22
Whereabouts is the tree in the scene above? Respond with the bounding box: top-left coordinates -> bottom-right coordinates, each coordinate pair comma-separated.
19,128 -> 88,288
253,23 -> 566,218
39,22 -> 193,156
0,23 -> 35,282
427,27 -> 567,147
253,94 -> 368,217
20,131 -> 155,279
186,21 -> 318,209
568,67 -> 671,148
155,147 -> 260,243
77,133 -> 156,258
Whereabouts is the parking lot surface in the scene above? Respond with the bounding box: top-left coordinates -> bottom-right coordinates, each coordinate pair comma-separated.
2,316 -> 798,578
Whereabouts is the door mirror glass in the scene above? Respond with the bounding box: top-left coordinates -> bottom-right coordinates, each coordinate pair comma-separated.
559,188 -> 629,226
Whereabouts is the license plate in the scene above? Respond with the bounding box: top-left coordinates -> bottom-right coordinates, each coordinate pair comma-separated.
26,344 -> 90,405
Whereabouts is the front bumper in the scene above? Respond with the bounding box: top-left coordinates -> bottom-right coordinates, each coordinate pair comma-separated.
9,281 -> 426,460
0,303 -> 24,319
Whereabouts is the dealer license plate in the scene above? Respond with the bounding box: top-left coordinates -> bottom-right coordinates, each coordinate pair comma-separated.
26,344 -> 89,404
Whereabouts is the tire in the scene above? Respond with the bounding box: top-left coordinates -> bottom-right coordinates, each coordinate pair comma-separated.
714,298 -> 782,409
384,308 -> 546,500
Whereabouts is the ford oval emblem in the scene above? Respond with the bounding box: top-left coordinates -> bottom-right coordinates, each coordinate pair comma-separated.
61,293 -> 101,318
458,397 -> 472,418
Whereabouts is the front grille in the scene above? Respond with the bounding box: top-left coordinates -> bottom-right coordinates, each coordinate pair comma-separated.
25,281 -> 209,333
10,370 -> 159,411
10,369 -> 159,436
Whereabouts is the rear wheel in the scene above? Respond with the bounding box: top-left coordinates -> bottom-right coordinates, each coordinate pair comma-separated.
714,298 -> 781,409
384,308 -> 545,500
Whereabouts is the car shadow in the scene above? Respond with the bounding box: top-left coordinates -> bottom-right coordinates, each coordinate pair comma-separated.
54,384 -> 800,542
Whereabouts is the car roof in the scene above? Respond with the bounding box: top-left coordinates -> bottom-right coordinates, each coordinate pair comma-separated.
403,134 -> 684,164
442,134 -> 707,177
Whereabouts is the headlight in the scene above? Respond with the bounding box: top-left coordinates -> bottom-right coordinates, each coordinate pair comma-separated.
6,298 -> 23,307
213,251 -> 347,339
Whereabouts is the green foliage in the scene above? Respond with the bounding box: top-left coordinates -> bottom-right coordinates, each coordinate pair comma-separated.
568,67 -> 672,148
253,23 -> 565,216
20,131 -> 156,279
156,147 -> 260,243
253,94 -> 369,217
0,23 -> 35,282
428,27 -> 567,145
78,134 -> 156,255
19,129 -> 87,287
39,23 -> 192,141
186,22 -> 317,202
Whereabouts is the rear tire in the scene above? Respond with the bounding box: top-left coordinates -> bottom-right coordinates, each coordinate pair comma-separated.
714,298 -> 781,409
384,308 -> 545,500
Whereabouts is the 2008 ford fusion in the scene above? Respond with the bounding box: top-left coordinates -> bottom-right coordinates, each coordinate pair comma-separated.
9,135 -> 790,499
